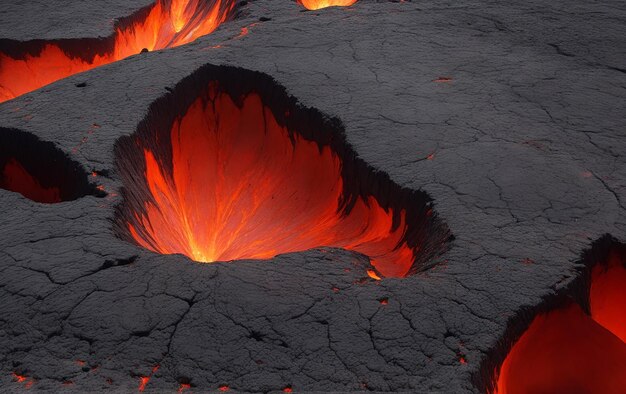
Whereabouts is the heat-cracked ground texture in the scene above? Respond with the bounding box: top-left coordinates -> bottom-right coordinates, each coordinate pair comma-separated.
0,0 -> 625,393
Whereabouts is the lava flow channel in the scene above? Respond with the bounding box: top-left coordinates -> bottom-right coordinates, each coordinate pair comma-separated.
494,245 -> 626,394
0,0 -> 235,103
298,0 -> 357,10
116,74 -> 447,277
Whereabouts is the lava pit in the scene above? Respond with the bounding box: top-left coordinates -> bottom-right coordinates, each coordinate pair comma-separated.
298,0 -> 357,10
114,65 -> 450,278
0,128 -> 103,203
0,0 -> 236,103
485,237 -> 626,394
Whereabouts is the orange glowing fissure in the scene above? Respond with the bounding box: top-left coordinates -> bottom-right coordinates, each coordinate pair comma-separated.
298,0 -> 357,10
494,248 -> 626,394
0,0 -> 234,103
127,86 -> 416,277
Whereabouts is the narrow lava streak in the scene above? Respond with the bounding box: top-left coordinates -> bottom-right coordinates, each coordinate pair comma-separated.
138,376 -> 150,392
298,0 -> 357,10
123,84 -> 420,277
1,158 -> 61,203
494,247 -> 626,394
0,0 -> 235,103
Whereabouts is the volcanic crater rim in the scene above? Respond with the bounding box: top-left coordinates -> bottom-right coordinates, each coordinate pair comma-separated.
113,64 -> 451,277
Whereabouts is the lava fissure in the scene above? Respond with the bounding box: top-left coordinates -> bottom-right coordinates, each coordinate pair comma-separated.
475,235 -> 626,394
114,65 -> 450,277
0,0 -> 237,103
0,128 -> 104,203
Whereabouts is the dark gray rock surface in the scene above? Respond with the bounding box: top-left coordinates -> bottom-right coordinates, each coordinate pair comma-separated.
0,0 -> 624,392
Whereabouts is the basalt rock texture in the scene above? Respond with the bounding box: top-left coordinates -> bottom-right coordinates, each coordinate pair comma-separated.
0,0 -> 624,393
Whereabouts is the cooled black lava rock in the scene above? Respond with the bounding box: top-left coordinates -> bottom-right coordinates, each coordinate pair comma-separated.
0,0 -> 624,392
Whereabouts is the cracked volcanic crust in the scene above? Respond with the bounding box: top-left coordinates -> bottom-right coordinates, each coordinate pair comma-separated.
0,0 -> 625,392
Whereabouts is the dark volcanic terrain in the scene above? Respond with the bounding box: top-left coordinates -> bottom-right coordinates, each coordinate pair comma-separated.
0,0 -> 624,392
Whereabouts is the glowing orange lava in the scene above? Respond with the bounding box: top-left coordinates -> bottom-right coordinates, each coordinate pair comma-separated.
298,0 -> 357,10
122,83 -> 420,277
0,0 -> 235,103
494,246 -> 626,394
1,158 -> 61,203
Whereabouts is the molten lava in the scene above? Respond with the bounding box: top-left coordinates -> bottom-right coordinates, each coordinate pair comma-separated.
494,246 -> 626,394
121,83 -> 420,277
1,158 -> 61,203
298,0 -> 357,10
0,0 -> 235,103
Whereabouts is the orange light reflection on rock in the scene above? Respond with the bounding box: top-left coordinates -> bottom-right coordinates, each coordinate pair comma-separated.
0,0 -> 234,103
127,87 -> 416,277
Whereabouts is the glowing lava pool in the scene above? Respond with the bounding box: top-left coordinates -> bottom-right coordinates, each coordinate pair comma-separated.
114,66 -> 449,278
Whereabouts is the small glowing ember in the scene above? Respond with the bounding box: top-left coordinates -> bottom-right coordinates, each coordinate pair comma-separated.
178,383 -> 192,392
298,0 -> 357,10
219,384 -> 230,391
366,270 -> 382,280
121,82 -> 430,278
590,248 -> 626,343
138,376 -> 150,392
0,0 -> 235,103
